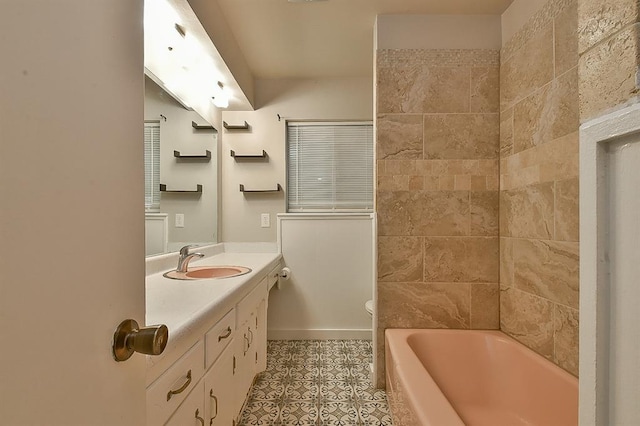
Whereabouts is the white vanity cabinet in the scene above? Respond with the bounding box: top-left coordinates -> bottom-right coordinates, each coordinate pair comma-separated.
204,344 -> 236,425
147,261 -> 280,426
164,381 -> 205,426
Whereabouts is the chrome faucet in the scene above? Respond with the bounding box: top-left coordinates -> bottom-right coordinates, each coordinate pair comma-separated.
176,245 -> 204,273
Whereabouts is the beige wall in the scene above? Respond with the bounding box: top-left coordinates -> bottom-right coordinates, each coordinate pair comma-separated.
376,15 -> 502,50
499,0 -> 580,376
220,77 -> 373,242
578,0 -> 640,121
375,46 -> 501,385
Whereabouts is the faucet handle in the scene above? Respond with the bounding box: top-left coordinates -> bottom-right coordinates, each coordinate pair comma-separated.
179,244 -> 197,256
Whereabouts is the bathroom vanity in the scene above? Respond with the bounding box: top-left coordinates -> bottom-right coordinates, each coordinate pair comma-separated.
144,243 -> 283,425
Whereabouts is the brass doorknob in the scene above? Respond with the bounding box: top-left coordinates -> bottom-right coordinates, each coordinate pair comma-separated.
112,319 -> 168,362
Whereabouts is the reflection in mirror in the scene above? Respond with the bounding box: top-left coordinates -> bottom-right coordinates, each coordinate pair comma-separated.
144,75 -> 217,256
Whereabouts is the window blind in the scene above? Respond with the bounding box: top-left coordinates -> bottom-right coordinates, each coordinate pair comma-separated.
287,121 -> 373,212
144,122 -> 161,211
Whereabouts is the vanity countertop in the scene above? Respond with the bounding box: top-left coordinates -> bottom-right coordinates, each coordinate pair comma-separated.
144,243 -> 282,383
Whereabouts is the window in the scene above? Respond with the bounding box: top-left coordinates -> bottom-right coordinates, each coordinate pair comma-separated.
144,122 -> 161,211
287,121 -> 373,212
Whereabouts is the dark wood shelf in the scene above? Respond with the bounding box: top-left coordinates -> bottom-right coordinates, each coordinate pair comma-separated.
191,121 -> 217,131
223,121 -> 250,130
160,184 -> 203,193
230,149 -> 267,160
174,150 -> 211,160
239,183 -> 282,193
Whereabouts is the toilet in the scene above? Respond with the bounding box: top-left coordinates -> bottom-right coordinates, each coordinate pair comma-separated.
365,299 -> 374,317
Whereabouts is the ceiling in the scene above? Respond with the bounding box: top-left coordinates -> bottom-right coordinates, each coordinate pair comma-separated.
215,0 -> 514,79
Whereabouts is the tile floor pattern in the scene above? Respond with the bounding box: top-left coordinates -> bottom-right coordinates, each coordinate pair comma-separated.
238,340 -> 393,426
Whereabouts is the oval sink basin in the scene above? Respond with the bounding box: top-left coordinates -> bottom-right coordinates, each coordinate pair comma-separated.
163,265 -> 251,280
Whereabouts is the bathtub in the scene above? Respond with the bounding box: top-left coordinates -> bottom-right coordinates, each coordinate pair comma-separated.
385,329 -> 578,426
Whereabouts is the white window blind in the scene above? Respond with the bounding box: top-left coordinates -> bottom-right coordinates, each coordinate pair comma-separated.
144,122 -> 161,211
287,121 -> 373,212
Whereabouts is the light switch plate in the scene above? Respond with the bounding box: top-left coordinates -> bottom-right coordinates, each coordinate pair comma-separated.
175,213 -> 184,228
260,213 -> 270,228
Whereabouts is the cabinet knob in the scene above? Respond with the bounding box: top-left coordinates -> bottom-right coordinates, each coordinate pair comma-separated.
112,319 -> 168,362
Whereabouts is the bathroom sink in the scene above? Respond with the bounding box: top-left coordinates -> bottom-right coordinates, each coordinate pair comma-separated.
163,265 -> 251,280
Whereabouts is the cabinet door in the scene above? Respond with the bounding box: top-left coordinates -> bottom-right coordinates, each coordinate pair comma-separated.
233,320 -> 252,417
255,299 -> 268,373
164,380 -> 205,426
204,343 -> 236,426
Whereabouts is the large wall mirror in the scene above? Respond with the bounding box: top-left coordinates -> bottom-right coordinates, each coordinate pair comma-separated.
144,75 -> 218,256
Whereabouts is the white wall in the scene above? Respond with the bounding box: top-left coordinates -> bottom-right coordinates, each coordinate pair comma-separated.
376,15 -> 502,50
144,77 -> 219,249
270,214 -> 375,339
220,77 -> 373,242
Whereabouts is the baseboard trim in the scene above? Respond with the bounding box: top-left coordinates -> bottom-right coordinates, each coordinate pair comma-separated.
267,329 -> 372,340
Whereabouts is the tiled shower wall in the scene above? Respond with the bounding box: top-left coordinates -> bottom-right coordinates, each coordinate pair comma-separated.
499,0 -> 580,376
375,49 -> 501,385
578,0 -> 640,121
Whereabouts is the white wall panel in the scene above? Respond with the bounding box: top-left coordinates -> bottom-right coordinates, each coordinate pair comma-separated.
269,214 -> 375,339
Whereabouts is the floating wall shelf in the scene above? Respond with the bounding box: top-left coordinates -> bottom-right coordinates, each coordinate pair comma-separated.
230,149 -> 268,160
191,121 -> 217,132
239,184 -> 282,193
223,121 -> 250,130
160,184 -> 203,193
174,150 -> 211,160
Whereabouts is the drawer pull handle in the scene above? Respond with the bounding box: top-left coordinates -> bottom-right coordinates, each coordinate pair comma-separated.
209,389 -> 219,424
243,334 -> 249,355
166,370 -> 192,401
195,408 -> 205,426
248,327 -> 254,345
218,326 -> 232,341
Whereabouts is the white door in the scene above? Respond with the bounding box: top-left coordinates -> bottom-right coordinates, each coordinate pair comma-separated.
0,1 -> 148,425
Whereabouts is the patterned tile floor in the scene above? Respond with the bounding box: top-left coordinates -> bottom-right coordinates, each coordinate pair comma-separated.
238,340 -> 393,426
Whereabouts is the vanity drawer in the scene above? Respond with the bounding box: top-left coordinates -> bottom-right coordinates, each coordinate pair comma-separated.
204,308 -> 236,368
147,340 -> 205,426
266,263 -> 281,290
236,277 -> 267,326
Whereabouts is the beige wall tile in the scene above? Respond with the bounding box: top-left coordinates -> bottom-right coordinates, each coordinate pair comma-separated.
438,176 -> 455,190
424,176 -> 439,190
385,160 -> 416,175
377,114 -> 424,160
377,191 -> 470,236
513,239 -> 580,309
415,160 -> 433,175
470,283 -> 500,329
471,67 -> 500,113
377,66 -> 471,114
555,177 -> 579,241
500,237 -> 515,289
554,304 -> 579,376
377,175 -> 409,191
424,114 -> 499,159
501,24 -> 554,110
454,175 -> 471,191
578,0 -> 640,53
500,182 -> 555,239
471,176 -> 488,191
500,287 -> 555,359
500,107 -> 514,158
378,236 -> 423,282
408,176 -> 424,190
470,191 -> 499,236
424,237 -> 499,283
555,0 -> 579,76
539,131 -> 579,181
579,23 -> 640,122
513,68 -> 578,153
378,282 -> 471,329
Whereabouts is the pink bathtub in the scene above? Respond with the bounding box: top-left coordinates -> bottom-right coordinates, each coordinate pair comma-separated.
385,329 -> 578,426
